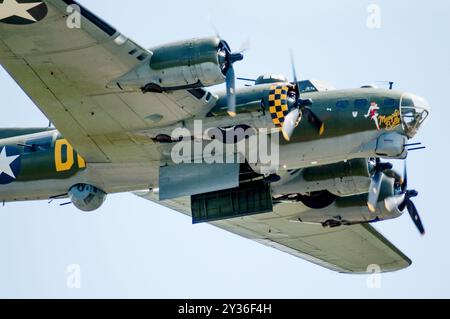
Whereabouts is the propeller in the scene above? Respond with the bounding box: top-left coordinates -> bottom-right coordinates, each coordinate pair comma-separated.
209,18 -> 249,117
367,158 -> 393,213
376,160 -> 425,235
281,52 -> 324,141
217,40 -> 246,117
398,162 -> 425,235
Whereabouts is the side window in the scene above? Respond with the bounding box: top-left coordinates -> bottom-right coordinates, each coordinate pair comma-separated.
354,99 -> 368,108
384,98 -> 395,107
336,100 -> 349,109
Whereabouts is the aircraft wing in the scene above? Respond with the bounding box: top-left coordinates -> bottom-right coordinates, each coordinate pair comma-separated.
0,0 -> 215,163
136,193 -> 411,273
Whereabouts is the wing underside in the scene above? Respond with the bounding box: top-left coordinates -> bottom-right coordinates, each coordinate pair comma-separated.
136,193 -> 411,273
0,0 -> 215,163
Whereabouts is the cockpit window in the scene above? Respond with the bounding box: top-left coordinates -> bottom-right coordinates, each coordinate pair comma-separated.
400,94 -> 430,138
297,80 -> 336,93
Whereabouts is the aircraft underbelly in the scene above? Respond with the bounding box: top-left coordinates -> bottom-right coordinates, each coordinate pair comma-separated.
0,163 -> 156,202
0,129 -> 404,203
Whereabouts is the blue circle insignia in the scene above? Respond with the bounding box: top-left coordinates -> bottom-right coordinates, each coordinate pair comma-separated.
0,1 -> 48,26
0,146 -> 21,185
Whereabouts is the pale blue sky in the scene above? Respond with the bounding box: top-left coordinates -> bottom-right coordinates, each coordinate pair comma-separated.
0,0 -> 449,298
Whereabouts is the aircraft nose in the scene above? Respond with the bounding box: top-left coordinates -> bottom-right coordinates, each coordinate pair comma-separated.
400,93 -> 430,138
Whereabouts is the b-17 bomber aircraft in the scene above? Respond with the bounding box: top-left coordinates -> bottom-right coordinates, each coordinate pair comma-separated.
0,0 -> 430,273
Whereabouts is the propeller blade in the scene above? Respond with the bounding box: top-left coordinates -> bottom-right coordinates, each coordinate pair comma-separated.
216,38 -> 243,118
385,194 -> 406,213
229,52 -> 244,64
402,161 -> 408,192
238,38 -> 251,53
289,50 -> 300,97
406,199 -> 425,235
290,51 -> 298,84
226,65 -> 236,117
302,107 -> 325,135
286,50 -> 325,138
281,108 -> 300,141
367,170 -> 383,213
209,16 -> 222,40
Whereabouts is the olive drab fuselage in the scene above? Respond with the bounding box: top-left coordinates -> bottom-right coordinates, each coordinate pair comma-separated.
212,84 -> 410,143
0,133 -> 86,184
0,83 -> 428,185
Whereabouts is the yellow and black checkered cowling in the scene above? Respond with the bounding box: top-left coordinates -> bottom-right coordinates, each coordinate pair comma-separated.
268,85 -> 290,127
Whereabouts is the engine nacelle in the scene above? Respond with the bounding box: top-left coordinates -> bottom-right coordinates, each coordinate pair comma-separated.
292,176 -> 403,226
272,158 -> 371,197
111,37 -> 229,91
68,184 -> 106,212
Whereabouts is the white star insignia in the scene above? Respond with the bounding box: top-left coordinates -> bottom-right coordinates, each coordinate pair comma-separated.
0,147 -> 19,179
0,0 -> 43,22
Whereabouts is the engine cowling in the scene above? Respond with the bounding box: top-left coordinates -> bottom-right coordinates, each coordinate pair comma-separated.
112,37 -> 235,91
68,184 -> 106,212
291,176 -> 403,226
272,158 -> 371,197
